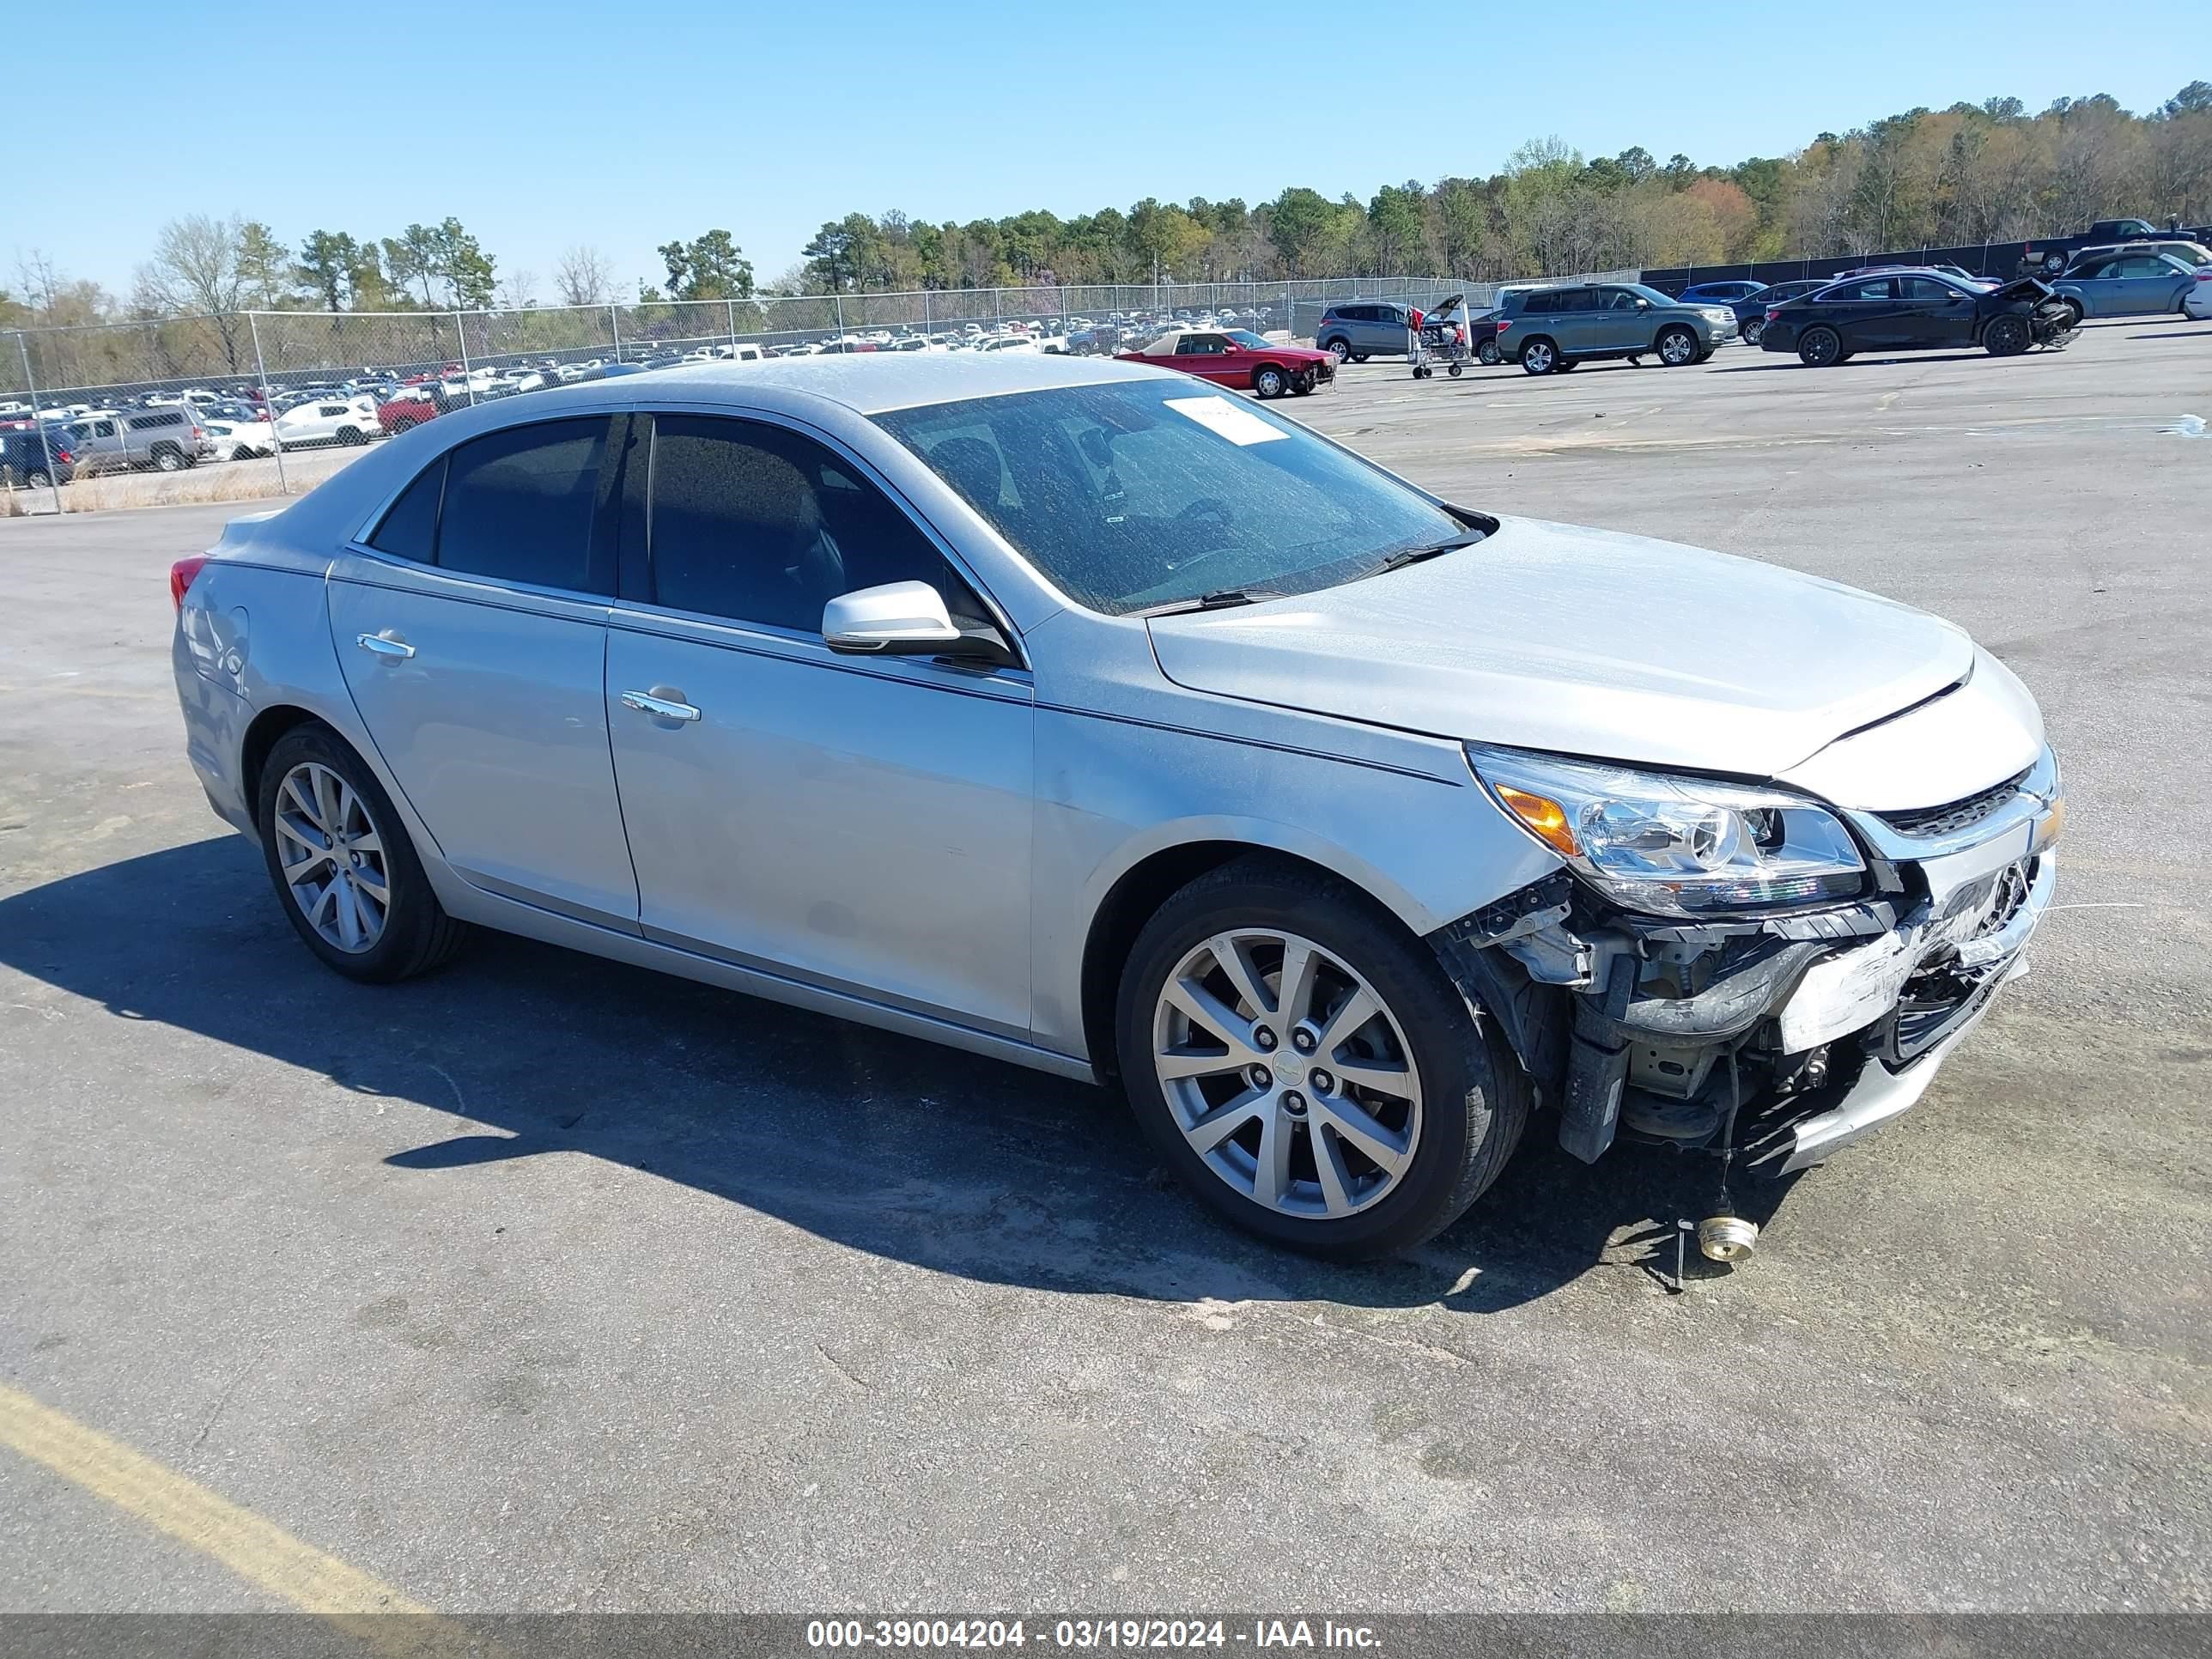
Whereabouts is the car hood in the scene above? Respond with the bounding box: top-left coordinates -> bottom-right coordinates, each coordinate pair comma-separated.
1145,514 -> 1976,781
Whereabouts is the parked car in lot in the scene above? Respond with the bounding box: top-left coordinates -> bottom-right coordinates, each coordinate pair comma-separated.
2049,249 -> 2205,320
275,395 -> 379,447
378,392 -> 443,435
1675,281 -> 1770,307
0,426 -> 76,486
1732,280 -> 1830,345
2187,274 -> 2212,322
1760,271 -> 2079,366
1496,283 -> 1735,374
168,354 -> 2063,1259
2021,216 -> 2212,276
1314,302 -> 1410,364
69,406 -> 216,472
1117,327 -> 1335,398
204,415 -> 276,460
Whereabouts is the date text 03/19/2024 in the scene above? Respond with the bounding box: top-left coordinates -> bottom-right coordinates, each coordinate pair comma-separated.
804,1620 -> 1383,1650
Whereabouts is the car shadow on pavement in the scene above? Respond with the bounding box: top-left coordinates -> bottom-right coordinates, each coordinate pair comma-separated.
2,837 -> 1799,1317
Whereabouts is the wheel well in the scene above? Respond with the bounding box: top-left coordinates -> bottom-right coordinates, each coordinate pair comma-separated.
1517,334 -> 1554,355
239,704 -> 328,823
1079,842 -> 1356,1081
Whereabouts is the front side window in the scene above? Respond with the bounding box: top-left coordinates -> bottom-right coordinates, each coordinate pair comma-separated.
434,418 -> 609,591
647,416 -> 972,634
1897,277 -> 1957,301
874,378 -> 1474,617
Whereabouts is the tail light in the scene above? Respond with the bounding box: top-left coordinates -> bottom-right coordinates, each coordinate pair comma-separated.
2195,270 -> 2212,281
170,555 -> 209,611
1765,307 -> 1782,323
1496,317 -> 1513,332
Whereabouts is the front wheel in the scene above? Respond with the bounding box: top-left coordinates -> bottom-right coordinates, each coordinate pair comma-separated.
1656,325 -> 1699,366
152,447 -> 185,472
2057,301 -> 2083,330
1984,314 -> 2031,356
1798,325 -> 1843,367
1253,365 -> 1285,398
1291,369 -> 1317,394
1115,857 -> 1529,1259
255,723 -> 470,982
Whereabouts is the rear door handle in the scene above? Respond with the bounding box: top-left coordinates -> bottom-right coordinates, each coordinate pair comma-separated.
621,688 -> 702,723
356,631 -> 415,660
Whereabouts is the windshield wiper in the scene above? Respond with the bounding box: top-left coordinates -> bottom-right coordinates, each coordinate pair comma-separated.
1363,528 -> 1488,579
1139,588 -> 1279,617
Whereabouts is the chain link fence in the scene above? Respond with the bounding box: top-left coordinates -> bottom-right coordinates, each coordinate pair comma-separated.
2,272 -> 1645,514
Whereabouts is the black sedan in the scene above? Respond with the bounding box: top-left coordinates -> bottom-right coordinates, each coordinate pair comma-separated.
1759,270 -> 2078,367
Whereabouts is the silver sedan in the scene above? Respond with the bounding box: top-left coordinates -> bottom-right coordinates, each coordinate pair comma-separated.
171,354 -> 2061,1259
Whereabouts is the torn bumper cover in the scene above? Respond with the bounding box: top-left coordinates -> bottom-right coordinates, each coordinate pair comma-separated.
1433,752 -> 2062,1176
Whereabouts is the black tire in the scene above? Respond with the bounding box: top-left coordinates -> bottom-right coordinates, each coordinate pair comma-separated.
1253,364 -> 1286,398
1476,340 -> 1500,365
1798,325 -> 1844,368
232,446 -> 256,462
337,425 -> 366,446
1352,353 -> 1370,363
1114,855 -> 1530,1260
1519,337 -> 1558,374
1656,325 -> 1699,366
1693,348 -> 1716,363
1554,357 -> 1578,372
26,469 -> 52,489
1983,314 -> 2031,356
1291,369 -> 1317,394
255,722 -> 470,983
1324,337 -> 1352,365
1446,362 -> 1462,377
152,446 -> 185,472
1741,317 -> 1765,346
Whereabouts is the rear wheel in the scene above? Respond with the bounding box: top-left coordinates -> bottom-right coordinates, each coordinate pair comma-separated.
1253,364 -> 1286,398
1115,857 -> 1528,1259
1656,325 -> 1699,366
1983,314 -> 2031,356
255,722 -> 469,983
1741,317 -> 1765,346
152,446 -> 185,472
1476,340 -> 1500,365
232,446 -> 256,462
1798,325 -> 1844,368
1326,338 -> 1351,365
1520,338 -> 1557,374
26,469 -> 52,489
337,425 -> 366,446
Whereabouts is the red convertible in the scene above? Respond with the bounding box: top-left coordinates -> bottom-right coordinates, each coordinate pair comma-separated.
1115,327 -> 1334,398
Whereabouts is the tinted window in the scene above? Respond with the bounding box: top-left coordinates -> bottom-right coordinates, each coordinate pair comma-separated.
131,412 -> 180,429
369,457 -> 446,561
1828,279 -> 1895,302
1521,291 -> 1556,315
1897,277 -> 1957,301
647,416 -> 969,633
435,418 -> 608,591
1599,289 -> 1642,312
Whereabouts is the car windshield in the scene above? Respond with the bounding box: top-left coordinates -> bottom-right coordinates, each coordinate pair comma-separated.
873,378 -> 1472,617
1224,329 -> 1269,349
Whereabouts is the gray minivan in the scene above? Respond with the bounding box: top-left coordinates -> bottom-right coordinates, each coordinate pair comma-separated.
1496,283 -> 1734,375
1314,302 -> 1411,363
69,406 -> 218,473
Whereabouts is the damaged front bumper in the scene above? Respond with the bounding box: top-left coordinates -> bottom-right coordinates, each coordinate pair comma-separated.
1432,750 -> 2062,1177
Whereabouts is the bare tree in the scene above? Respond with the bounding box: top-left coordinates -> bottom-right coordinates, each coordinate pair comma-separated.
497,270 -> 540,310
554,245 -> 615,307
136,214 -> 258,369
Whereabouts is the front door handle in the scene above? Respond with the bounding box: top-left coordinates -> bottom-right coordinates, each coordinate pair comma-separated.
621,688 -> 702,723
356,631 -> 415,660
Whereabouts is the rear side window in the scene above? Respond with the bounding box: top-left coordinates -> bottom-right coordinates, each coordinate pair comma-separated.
434,418 -> 610,591
369,457 -> 446,561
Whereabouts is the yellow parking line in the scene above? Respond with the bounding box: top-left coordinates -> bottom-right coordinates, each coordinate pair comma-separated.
0,1381 -> 459,1654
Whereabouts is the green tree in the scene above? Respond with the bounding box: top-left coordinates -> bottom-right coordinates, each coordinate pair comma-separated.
658,229 -> 755,300
296,230 -> 361,311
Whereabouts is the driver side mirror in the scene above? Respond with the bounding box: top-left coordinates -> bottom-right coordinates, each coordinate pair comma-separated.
1634,297 -> 1651,309
823,580 -> 1014,666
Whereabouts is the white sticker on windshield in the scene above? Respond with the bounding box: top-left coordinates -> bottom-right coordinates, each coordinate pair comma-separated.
1164,395 -> 1288,447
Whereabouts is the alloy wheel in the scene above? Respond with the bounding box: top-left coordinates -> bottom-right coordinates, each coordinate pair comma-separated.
273,761 -> 390,953
1152,929 -> 1423,1220
1660,329 -> 1697,365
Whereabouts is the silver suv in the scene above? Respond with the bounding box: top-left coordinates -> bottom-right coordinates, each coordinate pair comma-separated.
1497,283 -> 1736,374
70,405 -> 218,473
169,355 -> 2058,1260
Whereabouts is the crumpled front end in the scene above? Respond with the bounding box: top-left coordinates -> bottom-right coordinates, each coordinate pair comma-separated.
1431,748 -> 2063,1176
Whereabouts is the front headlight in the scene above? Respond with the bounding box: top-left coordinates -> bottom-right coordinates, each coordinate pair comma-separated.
1466,743 -> 1867,918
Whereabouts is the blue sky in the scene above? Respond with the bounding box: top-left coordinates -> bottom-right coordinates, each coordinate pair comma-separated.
16,2 -> 2203,298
